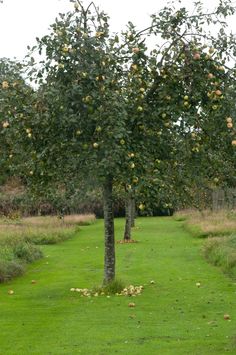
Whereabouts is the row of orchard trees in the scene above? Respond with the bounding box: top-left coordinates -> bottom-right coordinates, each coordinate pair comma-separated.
1,0 -> 236,284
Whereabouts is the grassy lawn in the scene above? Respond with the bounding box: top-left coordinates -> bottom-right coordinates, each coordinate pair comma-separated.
0,217 -> 236,354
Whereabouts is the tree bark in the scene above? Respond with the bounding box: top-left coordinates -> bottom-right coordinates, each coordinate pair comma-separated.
124,193 -> 133,241
131,196 -> 136,228
103,175 -> 115,284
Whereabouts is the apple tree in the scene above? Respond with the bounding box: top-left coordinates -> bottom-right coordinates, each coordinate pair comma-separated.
2,0 -> 236,284
0,58 -> 38,185
119,0 -> 236,239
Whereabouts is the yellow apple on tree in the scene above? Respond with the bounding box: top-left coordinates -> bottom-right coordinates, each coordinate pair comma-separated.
62,45 -> 69,53
132,47 -> 140,54
131,64 -> 138,71
218,66 -> 225,71
139,203 -> 145,210
215,89 -> 222,96
128,152 -> 135,158
207,73 -> 214,79
2,81 -> 9,89
95,126 -> 102,132
193,52 -> 201,60
2,121 -> 9,128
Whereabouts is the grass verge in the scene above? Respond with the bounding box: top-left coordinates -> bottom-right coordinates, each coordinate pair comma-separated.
175,209 -> 236,237
0,214 -> 95,282
202,235 -> 236,278
175,209 -> 236,279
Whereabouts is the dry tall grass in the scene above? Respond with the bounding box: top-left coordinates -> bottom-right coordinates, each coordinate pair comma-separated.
175,209 -> 236,235
0,214 -> 96,245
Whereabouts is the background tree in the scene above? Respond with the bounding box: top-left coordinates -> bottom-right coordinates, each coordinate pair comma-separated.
0,58 -> 37,186
119,0 -> 236,239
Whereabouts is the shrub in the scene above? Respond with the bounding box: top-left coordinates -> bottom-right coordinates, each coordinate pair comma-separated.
0,260 -> 25,282
0,246 -> 26,282
0,240 -> 43,283
13,242 -> 43,263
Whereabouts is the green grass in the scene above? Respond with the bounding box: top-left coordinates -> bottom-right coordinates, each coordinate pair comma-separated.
0,217 -> 236,354
0,214 -> 95,282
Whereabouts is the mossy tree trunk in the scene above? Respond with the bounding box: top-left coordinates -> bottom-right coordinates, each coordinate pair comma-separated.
124,192 -> 133,241
131,196 -> 136,228
103,175 -> 115,284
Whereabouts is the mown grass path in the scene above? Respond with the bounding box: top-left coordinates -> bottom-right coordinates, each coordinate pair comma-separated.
0,217 -> 236,354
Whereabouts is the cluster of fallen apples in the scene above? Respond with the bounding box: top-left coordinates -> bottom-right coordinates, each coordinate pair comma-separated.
70,284 -> 144,298
116,239 -> 138,244
5,278 -> 232,319
120,285 -> 143,296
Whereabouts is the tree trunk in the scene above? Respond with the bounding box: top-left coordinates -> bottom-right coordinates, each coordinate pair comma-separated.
131,196 -> 136,228
103,175 -> 115,284
124,193 -> 133,241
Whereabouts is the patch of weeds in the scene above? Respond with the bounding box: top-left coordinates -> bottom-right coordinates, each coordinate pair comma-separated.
202,235 -> 236,277
0,240 -> 43,282
102,279 -> 126,295
0,260 -> 25,282
0,247 -> 25,282
23,229 -> 75,245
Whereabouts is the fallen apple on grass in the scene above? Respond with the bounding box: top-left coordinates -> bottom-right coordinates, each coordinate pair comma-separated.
224,314 -> 230,320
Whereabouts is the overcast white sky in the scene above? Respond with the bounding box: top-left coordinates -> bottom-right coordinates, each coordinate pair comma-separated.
0,0 -> 235,61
